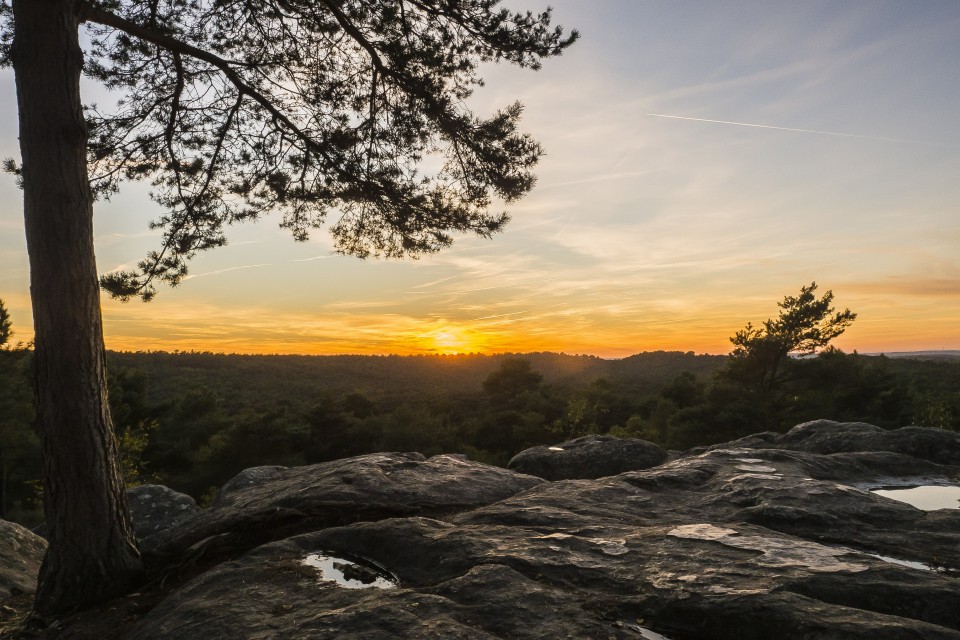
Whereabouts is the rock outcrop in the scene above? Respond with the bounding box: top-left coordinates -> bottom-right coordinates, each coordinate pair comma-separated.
704,419 -> 960,466
0,519 -> 46,602
140,452 -> 544,565
12,421 -> 960,639
507,434 -> 670,480
126,484 -> 201,539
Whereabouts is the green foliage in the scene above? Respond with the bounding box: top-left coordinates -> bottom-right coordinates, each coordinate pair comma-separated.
551,378 -> 636,439
2,347 -> 958,524
477,409 -> 551,460
914,397 -> 955,431
660,372 -> 705,409
105,350 -> 729,419
108,367 -> 164,487
483,358 -> 544,402
303,395 -> 383,463
0,349 -> 40,523
115,420 -> 159,487
777,349 -> 907,428
611,402 -> 669,444
0,298 -> 39,521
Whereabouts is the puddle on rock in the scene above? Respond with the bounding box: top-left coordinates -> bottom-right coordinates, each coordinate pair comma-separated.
303,553 -> 398,590
865,553 -> 933,571
871,485 -> 960,510
548,446 -> 565,451
728,473 -> 781,483
617,621 -> 675,639
735,464 -> 777,473
635,627 -> 674,640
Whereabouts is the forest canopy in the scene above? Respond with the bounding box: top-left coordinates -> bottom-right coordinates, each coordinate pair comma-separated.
3,347 -> 958,526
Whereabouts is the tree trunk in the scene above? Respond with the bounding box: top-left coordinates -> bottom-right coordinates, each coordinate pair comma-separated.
10,0 -> 142,615
1,452 -> 7,520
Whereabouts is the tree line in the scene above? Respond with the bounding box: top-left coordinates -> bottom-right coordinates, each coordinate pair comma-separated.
3,290 -> 958,528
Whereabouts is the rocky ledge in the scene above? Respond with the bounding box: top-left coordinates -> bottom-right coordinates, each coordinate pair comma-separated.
0,521 -> 46,603
4,421 -> 960,639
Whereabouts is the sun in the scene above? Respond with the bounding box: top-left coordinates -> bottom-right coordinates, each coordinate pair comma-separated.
430,328 -> 474,354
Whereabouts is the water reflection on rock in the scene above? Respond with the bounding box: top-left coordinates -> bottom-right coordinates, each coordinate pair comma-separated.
303,553 -> 398,590
872,485 -> 960,510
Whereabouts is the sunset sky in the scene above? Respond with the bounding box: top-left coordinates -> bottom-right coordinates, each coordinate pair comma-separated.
1,1 -> 958,357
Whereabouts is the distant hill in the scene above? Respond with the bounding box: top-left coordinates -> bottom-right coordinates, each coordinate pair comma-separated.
866,350 -> 960,361
106,350 -> 729,410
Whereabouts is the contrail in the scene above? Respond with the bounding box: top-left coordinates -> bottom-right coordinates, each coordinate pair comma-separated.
289,255 -> 333,262
410,275 -> 459,290
646,113 -> 944,146
183,263 -> 271,280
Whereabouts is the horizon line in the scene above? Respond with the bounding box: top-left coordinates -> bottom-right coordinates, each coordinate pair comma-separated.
84,347 -> 960,359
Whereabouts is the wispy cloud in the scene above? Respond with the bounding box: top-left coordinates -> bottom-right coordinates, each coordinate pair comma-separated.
322,300 -> 405,310
849,276 -> 960,298
539,170 -> 661,190
470,310 -> 532,323
408,277 -> 565,298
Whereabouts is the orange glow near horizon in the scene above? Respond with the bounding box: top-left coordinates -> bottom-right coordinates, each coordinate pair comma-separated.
0,291 -> 937,358
2,279 -> 958,358
4,303 -> 958,359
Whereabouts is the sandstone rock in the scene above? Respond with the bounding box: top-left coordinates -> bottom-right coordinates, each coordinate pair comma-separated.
141,452 -> 543,565
0,519 -> 47,601
127,423 -> 960,640
209,465 -> 287,508
508,434 -> 669,480
127,484 -> 201,539
710,419 -> 960,466
781,420 -> 960,465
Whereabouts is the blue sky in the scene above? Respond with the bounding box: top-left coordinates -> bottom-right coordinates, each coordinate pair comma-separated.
1,1 -> 958,355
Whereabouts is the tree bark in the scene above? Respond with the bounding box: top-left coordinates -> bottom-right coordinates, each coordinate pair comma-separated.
1,453 -> 7,520
10,0 -> 142,614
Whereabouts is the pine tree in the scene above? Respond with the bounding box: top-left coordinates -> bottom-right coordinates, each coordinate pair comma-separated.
728,282 -> 857,393
1,0 -> 576,613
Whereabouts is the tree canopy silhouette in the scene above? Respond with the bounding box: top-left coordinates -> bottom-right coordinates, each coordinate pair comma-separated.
1,0 -> 576,614
728,282 -> 857,393
0,298 -> 11,347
